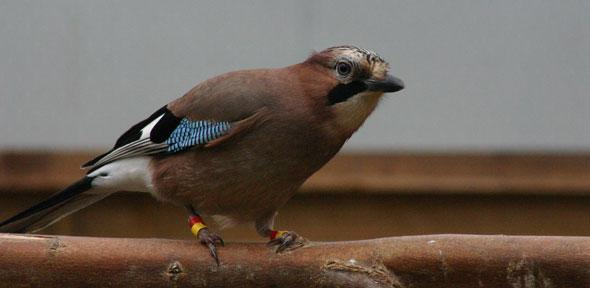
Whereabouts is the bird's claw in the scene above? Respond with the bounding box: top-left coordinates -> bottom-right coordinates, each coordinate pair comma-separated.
267,231 -> 306,253
197,228 -> 224,265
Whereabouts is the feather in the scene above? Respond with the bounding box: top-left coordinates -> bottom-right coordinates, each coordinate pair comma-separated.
0,177 -> 106,233
83,106 -> 233,171
210,215 -> 238,229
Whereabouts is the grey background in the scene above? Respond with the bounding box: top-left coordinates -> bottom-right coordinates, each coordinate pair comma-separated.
1,1 -> 588,151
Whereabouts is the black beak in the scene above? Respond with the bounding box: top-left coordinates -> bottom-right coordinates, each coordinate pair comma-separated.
364,74 -> 405,93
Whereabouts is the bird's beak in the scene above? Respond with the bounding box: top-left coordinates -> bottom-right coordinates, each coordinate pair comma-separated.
364,74 -> 405,93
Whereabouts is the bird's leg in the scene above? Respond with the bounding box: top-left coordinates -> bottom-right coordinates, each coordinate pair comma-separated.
255,212 -> 306,253
185,205 -> 224,265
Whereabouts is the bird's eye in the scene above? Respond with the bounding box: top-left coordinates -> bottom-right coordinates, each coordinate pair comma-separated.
336,61 -> 352,76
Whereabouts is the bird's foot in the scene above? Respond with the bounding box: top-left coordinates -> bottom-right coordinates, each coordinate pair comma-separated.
197,228 -> 224,265
267,230 -> 306,253
188,214 -> 224,265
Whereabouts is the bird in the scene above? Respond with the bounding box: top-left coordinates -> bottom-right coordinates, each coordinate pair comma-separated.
0,45 -> 404,264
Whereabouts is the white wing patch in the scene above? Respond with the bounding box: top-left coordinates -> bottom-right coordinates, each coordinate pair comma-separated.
88,115 -> 168,169
84,106 -> 233,171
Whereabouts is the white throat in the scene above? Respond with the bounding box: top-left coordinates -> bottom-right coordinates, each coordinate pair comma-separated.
331,91 -> 383,133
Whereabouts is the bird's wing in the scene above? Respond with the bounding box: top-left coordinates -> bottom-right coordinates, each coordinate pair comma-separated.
82,105 -> 262,171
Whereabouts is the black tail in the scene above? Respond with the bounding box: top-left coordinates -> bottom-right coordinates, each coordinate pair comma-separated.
0,176 -> 108,233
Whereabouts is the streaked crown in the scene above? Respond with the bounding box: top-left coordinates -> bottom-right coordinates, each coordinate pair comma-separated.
308,45 -> 390,83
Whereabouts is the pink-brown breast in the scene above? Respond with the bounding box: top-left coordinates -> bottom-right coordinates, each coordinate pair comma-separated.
149,64 -> 348,222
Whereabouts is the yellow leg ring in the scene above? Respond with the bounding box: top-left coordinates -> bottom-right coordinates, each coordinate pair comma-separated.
191,222 -> 207,236
270,230 -> 288,240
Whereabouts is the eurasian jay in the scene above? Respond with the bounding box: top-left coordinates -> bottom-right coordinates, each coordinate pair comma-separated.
0,46 -> 404,264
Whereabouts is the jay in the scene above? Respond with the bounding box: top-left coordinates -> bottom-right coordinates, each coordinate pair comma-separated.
0,46 -> 404,264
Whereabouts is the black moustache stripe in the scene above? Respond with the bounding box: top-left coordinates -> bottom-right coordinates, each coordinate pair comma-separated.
327,81 -> 368,105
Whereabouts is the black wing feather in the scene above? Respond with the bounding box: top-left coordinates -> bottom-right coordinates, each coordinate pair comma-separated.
82,106 -> 181,169
150,109 -> 182,143
114,106 -> 170,148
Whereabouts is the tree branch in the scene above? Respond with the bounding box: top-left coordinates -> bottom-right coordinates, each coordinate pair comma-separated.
1,233 -> 589,287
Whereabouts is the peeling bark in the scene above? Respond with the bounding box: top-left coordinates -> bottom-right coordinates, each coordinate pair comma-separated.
0,234 -> 589,287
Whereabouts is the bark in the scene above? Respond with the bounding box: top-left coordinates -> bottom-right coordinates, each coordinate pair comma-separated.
0,233 -> 589,287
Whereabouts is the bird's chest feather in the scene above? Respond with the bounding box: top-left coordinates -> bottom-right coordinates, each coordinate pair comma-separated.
149,117 -> 341,221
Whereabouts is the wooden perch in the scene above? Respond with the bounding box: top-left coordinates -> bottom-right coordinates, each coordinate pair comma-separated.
1,233 -> 589,287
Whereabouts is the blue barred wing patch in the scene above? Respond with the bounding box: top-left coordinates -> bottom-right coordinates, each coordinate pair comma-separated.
165,119 -> 232,153
83,106 -> 234,171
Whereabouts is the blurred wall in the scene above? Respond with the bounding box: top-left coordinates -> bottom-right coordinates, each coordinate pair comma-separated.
1,0 -> 589,151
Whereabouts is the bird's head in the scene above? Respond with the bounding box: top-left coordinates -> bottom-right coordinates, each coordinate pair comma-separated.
300,45 -> 404,136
